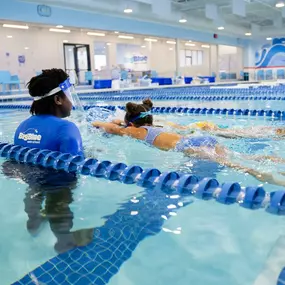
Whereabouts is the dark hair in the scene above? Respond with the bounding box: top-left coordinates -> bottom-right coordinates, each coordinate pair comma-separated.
125,98 -> 153,126
28,69 -> 69,115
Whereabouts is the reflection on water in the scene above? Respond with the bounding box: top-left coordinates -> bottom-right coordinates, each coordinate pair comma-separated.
1,161 -> 93,253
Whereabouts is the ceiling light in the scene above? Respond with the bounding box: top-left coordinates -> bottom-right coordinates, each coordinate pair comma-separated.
201,45 -> 210,48
106,43 -> 111,46
144,38 -> 157,42
3,24 -> 29,30
185,43 -> 195,46
179,18 -> 187,23
6,35 -> 13,38
266,37 -> 272,40
169,48 -> 173,51
141,45 -> 146,48
218,26 -> 224,30
87,32 -> 105,36
166,40 -> 176,44
63,40 -> 69,43
276,1 -> 285,7
245,32 -> 252,36
49,28 -> 70,33
118,35 -> 134,39
24,47 -> 29,50
124,8 -> 133,13
56,25 -> 63,28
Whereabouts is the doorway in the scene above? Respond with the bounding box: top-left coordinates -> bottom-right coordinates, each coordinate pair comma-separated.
63,43 -> 91,85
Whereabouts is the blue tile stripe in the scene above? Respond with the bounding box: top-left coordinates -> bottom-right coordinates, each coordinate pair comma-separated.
12,190 -> 190,285
277,267 -> 285,285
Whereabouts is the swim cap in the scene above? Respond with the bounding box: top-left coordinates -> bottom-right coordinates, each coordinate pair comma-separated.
192,121 -> 216,130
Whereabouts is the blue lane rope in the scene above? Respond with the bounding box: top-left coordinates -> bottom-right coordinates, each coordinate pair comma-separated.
1,104 -> 285,119
2,85 -> 285,103
1,142 -> 285,215
81,95 -> 285,101
1,94 -> 285,103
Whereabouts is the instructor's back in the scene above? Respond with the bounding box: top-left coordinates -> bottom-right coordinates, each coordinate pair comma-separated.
14,69 -> 83,156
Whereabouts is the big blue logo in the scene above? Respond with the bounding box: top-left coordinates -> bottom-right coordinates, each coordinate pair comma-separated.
18,128 -> 42,144
37,5 -> 52,17
132,55 -> 147,63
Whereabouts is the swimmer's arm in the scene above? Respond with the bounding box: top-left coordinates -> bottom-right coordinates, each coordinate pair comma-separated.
92,121 -> 141,138
166,122 -> 188,130
92,121 -> 124,134
209,130 -> 241,139
111,119 -> 125,126
212,130 -> 265,139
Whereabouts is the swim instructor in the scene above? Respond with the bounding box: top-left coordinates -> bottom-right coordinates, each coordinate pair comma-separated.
14,68 -> 84,156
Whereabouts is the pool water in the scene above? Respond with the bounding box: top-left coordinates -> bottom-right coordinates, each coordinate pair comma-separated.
1,108 -> 285,285
1,99 -> 285,112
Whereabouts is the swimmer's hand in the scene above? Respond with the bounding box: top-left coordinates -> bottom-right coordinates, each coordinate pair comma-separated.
166,122 -> 188,130
112,119 -> 125,126
276,128 -> 285,137
92,121 -> 124,135
92,121 -> 104,129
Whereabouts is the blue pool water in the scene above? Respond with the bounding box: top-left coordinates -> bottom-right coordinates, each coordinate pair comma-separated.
1,107 -> 285,285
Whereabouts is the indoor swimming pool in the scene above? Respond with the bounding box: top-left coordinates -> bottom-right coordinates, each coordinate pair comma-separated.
1,103 -> 285,285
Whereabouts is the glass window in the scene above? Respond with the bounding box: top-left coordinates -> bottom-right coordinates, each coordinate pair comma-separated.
180,50 -> 186,67
185,50 -> 192,66
192,50 -> 197,65
181,49 -> 203,67
197,51 -> 203,65
94,55 -> 107,71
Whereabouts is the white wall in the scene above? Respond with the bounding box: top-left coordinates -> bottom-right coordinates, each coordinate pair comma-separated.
0,25 -> 243,82
0,27 -> 96,82
218,44 -> 243,78
148,42 -> 176,76
210,45 -> 218,76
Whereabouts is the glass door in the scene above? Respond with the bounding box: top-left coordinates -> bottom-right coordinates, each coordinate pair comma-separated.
64,44 -> 91,85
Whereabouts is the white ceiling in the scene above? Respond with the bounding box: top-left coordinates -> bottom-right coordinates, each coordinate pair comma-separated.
23,0 -> 285,38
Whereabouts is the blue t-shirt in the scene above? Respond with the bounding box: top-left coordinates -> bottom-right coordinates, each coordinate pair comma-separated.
14,115 -> 84,156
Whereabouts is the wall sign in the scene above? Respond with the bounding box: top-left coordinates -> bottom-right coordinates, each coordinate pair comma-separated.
124,55 -> 148,64
132,55 -> 148,64
37,5 -> 52,17
18,55 -> 26,65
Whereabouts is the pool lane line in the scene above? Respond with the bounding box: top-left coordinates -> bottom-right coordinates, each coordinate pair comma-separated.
0,142 -> 284,216
0,104 -> 285,120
